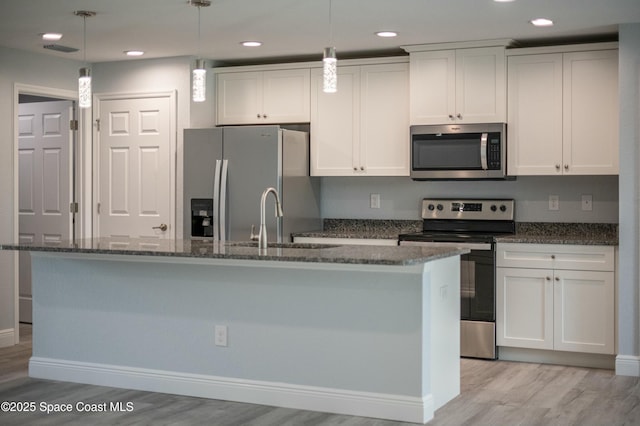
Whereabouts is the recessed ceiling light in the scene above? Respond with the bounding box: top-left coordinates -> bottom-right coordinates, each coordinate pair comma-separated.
241,41 -> 262,47
41,33 -> 63,41
530,18 -> 554,27
124,50 -> 145,57
376,31 -> 398,38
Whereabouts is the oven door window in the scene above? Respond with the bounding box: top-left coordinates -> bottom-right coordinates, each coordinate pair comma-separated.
412,133 -> 483,170
460,250 -> 494,321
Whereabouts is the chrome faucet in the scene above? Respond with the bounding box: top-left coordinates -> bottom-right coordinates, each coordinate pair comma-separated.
251,187 -> 283,252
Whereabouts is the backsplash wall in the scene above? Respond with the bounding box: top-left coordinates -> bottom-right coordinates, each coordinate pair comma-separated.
320,175 -> 619,223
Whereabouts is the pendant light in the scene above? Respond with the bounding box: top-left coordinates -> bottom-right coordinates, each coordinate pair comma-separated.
323,0 -> 337,93
75,10 -> 96,109
191,0 -> 211,103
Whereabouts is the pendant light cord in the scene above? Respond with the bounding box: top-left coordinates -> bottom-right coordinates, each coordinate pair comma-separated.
82,15 -> 87,65
197,5 -> 201,58
328,0 -> 333,46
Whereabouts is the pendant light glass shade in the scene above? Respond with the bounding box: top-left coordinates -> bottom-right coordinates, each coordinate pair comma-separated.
75,10 -> 95,109
323,47 -> 337,93
191,1 -> 210,102
192,59 -> 206,102
78,67 -> 92,108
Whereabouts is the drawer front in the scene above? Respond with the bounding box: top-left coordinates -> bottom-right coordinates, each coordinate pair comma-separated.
497,243 -> 614,271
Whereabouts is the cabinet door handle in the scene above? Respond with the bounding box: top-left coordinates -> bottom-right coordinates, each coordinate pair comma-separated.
555,277 -> 560,281
555,164 -> 561,171
448,114 -> 454,120
257,113 -> 261,118
551,255 -> 556,259
546,276 -> 551,281
360,166 -> 365,171
564,164 -> 569,171
263,114 -> 268,119
456,113 -> 463,119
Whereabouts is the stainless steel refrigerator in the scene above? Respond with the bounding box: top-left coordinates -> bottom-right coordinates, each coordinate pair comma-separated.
183,126 -> 321,242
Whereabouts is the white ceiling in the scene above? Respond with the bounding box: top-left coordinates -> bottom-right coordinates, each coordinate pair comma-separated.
1,0 -> 639,65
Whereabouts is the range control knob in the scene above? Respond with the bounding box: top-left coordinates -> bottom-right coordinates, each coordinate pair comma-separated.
437,204 -> 444,211
428,204 -> 435,211
490,205 -> 497,212
500,204 -> 507,212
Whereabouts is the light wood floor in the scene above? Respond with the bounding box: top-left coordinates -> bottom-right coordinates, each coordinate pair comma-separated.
1,324 -> 639,425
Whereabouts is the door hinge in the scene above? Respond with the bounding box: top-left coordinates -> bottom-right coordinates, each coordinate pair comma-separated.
97,202 -> 101,214
69,119 -> 79,131
95,118 -> 100,131
69,202 -> 79,214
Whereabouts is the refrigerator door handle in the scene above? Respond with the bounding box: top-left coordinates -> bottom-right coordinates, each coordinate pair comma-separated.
213,160 -> 222,240
219,159 -> 229,241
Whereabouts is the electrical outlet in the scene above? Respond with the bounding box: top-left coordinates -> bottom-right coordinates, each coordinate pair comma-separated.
549,195 -> 559,211
582,194 -> 593,211
370,193 -> 381,209
215,325 -> 228,347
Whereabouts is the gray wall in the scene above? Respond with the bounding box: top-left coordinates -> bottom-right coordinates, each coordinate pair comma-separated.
618,23 -> 640,365
0,47 -> 81,337
320,175 -> 619,223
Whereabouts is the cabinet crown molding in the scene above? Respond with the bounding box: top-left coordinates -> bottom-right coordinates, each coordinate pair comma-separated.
402,39 -> 515,53
505,41 -> 619,56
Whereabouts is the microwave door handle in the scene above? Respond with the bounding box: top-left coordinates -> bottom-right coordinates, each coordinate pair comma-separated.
480,133 -> 488,170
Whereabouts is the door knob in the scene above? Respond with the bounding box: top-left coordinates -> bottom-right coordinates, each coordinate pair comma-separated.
153,224 -> 168,232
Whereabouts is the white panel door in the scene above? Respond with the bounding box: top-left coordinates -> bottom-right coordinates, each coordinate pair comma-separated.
97,94 -> 174,243
563,50 -> 619,175
310,66 -> 360,176
360,63 -> 409,175
496,267 -> 554,350
456,47 -> 506,123
409,50 -> 455,125
554,270 -> 615,354
18,100 -> 73,323
507,54 -> 564,175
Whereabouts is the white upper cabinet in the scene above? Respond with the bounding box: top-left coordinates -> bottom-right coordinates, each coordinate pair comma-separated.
310,61 -> 409,176
216,68 -> 310,125
507,47 -> 619,176
408,47 -> 506,125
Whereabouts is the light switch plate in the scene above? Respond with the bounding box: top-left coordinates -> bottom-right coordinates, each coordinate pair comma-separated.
549,195 -> 559,211
582,194 -> 593,211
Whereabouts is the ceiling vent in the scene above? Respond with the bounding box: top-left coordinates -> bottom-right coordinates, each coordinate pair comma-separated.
43,44 -> 79,53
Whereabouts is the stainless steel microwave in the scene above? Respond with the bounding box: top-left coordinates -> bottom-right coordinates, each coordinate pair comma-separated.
410,123 -> 507,180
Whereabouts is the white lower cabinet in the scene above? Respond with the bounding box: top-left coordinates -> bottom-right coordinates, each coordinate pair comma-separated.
496,243 -> 615,355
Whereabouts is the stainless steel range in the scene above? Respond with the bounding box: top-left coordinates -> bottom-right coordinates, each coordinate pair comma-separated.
398,198 -> 515,359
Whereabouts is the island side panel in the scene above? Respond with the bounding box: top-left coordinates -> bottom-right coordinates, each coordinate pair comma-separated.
29,252 -> 444,423
423,255 -> 461,412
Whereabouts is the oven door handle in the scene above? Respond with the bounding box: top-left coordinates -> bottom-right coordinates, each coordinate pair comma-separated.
399,241 -> 493,251
480,132 -> 488,170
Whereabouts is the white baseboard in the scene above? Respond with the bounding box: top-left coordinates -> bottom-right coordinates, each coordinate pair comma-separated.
29,357 -> 433,424
616,355 -> 640,377
0,328 -> 15,348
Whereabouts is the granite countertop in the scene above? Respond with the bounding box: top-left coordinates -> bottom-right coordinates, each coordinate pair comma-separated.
0,238 -> 468,266
292,219 -> 422,240
495,222 -> 618,245
293,219 -> 619,246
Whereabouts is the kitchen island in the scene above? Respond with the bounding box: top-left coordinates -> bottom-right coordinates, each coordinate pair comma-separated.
1,238 -> 466,424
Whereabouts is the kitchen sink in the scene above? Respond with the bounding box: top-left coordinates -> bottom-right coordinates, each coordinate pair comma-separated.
224,241 -> 341,249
